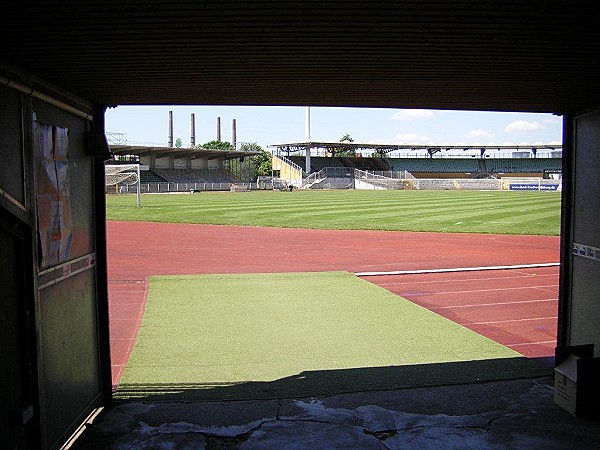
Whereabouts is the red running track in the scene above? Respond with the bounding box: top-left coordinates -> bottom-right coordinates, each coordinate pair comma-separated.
107,221 -> 560,387
363,266 -> 559,358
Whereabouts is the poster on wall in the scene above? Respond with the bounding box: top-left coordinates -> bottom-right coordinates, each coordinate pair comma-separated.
34,121 -> 73,269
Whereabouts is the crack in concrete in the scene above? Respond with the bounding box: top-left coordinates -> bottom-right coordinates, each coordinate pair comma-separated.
116,403 -> 511,449
116,414 -> 385,449
115,419 -> 265,450
363,416 -> 502,440
94,381 -> 573,450
364,427 -> 399,440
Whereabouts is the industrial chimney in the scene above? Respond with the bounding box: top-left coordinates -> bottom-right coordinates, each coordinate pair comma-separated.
168,111 -> 174,147
190,113 -> 196,147
232,119 -> 237,149
216,117 -> 221,142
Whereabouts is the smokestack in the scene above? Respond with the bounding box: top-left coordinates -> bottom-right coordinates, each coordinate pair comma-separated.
168,111 -> 173,147
216,117 -> 221,142
190,113 -> 196,147
232,119 -> 237,149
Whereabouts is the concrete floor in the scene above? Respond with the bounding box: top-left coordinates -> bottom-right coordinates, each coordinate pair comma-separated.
70,375 -> 600,449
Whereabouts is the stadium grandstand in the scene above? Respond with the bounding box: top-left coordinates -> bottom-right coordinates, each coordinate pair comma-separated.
270,142 -> 562,191
106,141 -> 562,194
106,144 -> 260,193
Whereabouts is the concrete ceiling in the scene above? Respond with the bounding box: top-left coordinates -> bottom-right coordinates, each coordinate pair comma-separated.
2,1 -> 599,114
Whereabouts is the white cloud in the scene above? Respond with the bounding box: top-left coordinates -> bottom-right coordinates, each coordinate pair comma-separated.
393,133 -> 432,144
543,116 -> 562,124
465,129 -> 496,139
368,138 -> 392,145
504,120 -> 545,133
391,109 -> 437,121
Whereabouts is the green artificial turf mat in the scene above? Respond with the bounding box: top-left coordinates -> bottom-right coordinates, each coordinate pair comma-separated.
115,271 -> 551,401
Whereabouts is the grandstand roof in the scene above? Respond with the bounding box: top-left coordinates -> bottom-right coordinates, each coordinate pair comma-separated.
109,145 -> 260,161
269,142 -> 563,156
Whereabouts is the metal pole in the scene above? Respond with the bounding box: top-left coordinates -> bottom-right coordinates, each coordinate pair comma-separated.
305,107 -> 311,173
136,164 -> 141,207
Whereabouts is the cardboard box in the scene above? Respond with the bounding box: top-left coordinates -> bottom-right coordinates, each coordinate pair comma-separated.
554,345 -> 600,417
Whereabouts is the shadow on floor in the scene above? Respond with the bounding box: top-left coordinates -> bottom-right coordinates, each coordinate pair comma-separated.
114,356 -> 554,403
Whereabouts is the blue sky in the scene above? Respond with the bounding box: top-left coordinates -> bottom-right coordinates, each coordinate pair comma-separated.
105,105 -> 562,152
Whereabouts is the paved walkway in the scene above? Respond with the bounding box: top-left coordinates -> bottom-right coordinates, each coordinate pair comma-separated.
71,374 -> 600,449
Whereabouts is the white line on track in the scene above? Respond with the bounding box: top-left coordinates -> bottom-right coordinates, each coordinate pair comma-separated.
372,272 -> 558,287
466,316 -> 557,325
433,298 -> 557,309
508,340 -> 556,347
355,262 -> 559,277
401,284 -> 558,297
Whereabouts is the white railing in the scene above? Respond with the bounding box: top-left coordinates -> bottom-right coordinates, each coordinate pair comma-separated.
354,169 -> 408,190
274,154 -> 306,174
302,168 -> 416,190
108,175 -> 561,194
109,182 -> 272,194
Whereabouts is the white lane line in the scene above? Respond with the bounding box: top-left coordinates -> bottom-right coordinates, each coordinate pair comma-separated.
356,262 -> 559,277
400,284 -> 558,296
466,316 -> 558,325
509,340 -> 556,347
372,273 -> 558,287
433,298 -> 557,309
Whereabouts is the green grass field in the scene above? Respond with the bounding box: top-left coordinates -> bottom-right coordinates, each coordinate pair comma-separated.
106,189 -> 561,235
116,272 -> 548,401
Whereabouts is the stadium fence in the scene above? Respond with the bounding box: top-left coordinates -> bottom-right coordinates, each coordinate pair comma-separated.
106,169 -> 561,195
412,178 -> 499,190
111,182 -> 256,194
300,169 -> 561,191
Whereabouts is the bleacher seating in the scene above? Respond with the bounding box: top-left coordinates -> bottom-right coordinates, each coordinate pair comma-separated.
342,157 -> 390,171
388,158 -> 480,173
287,155 -> 391,172
140,170 -> 167,183
484,158 -> 562,174
388,157 -> 561,175
285,156 -> 303,169
153,168 -> 239,183
286,155 -> 561,176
